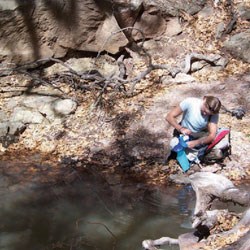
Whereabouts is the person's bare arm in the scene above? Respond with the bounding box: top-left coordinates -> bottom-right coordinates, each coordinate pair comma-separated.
187,122 -> 217,148
166,106 -> 192,135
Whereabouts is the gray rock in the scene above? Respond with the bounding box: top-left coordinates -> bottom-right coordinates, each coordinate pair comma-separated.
0,122 -> 9,136
198,5 -> 214,18
216,23 -> 225,39
0,110 -> 7,122
95,15 -> 128,54
7,95 -> 55,110
143,0 -> 206,16
52,99 -> 77,116
8,122 -> 26,135
191,61 -> 208,72
224,30 -> 250,63
169,173 -> 191,184
44,57 -> 119,78
238,4 -> 250,21
0,0 -> 18,10
215,56 -> 229,67
10,107 -> 45,124
163,73 -> 196,84
5,92 -> 78,130
165,18 -> 182,37
133,5 -> 167,39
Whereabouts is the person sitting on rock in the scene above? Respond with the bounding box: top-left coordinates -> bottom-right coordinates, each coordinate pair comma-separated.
165,96 -> 222,166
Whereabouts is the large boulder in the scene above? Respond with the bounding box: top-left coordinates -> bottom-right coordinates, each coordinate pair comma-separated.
0,0 -> 108,63
0,0 -> 142,64
224,30 -> 250,63
0,93 -> 77,143
143,0 -> 207,16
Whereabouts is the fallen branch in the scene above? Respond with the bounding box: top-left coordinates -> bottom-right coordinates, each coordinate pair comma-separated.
12,68 -> 67,96
0,41 -> 228,106
183,53 -> 222,74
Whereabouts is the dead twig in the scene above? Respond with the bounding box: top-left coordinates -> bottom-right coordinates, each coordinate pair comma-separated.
20,69 -> 67,95
93,79 -> 110,107
117,55 -> 126,79
75,219 -> 117,242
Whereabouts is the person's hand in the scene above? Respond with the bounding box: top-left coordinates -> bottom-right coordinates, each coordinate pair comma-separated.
180,127 -> 192,135
187,140 -> 198,148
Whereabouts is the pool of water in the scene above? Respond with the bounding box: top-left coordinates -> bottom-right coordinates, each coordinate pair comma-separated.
1,156 -> 248,250
0,158 -> 197,250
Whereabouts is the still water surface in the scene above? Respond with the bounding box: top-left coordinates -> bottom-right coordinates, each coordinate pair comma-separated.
0,158 -> 196,250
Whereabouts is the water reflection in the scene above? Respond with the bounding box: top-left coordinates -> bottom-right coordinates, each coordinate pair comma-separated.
177,185 -> 194,216
0,159 -> 196,250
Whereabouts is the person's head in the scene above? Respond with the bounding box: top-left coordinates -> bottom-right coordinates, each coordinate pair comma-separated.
201,96 -> 221,116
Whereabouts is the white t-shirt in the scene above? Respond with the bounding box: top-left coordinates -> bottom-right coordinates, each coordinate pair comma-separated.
180,97 -> 219,133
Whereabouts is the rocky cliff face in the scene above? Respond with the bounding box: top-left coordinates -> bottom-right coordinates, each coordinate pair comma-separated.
1,0 -> 249,65
0,0 -> 106,63
0,0 -> 207,64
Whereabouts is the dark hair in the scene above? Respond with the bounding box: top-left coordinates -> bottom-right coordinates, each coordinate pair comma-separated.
204,96 -> 221,114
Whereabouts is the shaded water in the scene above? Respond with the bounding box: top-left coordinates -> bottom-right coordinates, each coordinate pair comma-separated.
0,157 -> 196,250
1,157 -> 247,250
